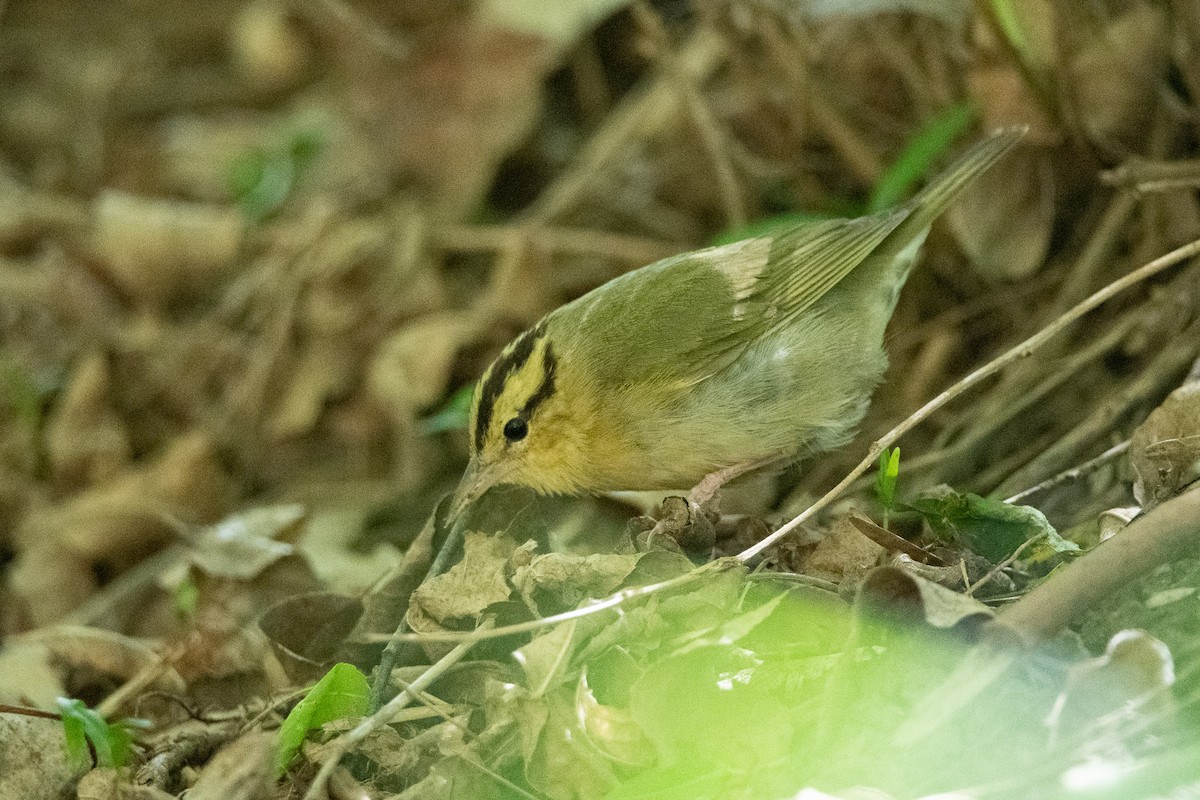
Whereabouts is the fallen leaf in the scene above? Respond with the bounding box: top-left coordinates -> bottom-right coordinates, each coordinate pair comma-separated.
803,516 -> 885,584
407,532 -> 518,629
512,552 -> 639,612
1130,381 -> 1200,508
190,731 -> 277,800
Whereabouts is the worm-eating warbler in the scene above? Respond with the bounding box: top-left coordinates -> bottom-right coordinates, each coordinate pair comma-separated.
452,129 -> 1023,516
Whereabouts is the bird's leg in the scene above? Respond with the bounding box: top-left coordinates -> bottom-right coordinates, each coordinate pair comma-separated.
688,456 -> 782,507
641,457 -> 782,555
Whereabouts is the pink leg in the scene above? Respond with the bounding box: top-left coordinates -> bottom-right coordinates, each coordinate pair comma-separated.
687,456 -> 782,506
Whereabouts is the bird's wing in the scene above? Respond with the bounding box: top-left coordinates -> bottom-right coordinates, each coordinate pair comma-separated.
557,209 -> 909,388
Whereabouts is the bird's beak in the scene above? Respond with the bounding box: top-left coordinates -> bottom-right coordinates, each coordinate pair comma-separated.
448,458 -> 507,522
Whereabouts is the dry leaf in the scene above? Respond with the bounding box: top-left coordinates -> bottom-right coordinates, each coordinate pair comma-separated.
0,716 -> 79,800
91,191 -> 244,306
44,350 -> 129,489
369,312 -> 480,416
1069,4 -> 1169,145
338,26 -> 550,217
1046,629 -> 1175,739
11,433 -> 233,623
20,625 -> 186,696
258,592 -> 364,683
187,732 -> 276,800
228,0 -> 312,93
1130,381 -> 1200,507
803,516 -> 885,584
944,145 -> 1054,280
858,566 -> 995,630
479,0 -> 633,56
407,532 -> 518,629
186,505 -> 306,580
0,640 -> 64,706
512,552 -> 639,611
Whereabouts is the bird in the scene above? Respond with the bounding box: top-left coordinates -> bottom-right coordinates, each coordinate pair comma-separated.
451,128 -> 1025,519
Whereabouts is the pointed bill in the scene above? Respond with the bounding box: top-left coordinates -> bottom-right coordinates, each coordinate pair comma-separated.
448,457 -> 510,522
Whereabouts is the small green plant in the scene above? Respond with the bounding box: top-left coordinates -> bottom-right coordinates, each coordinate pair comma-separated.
229,125 -> 324,222
875,446 -> 901,529
57,698 -> 146,769
418,384 -> 475,435
867,103 -> 976,213
277,662 -> 370,776
172,573 -> 199,620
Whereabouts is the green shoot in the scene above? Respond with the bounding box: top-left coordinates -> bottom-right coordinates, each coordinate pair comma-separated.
277,663 -> 370,776
173,574 -> 199,620
988,0 -> 1038,72
230,125 -> 324,222
875,447 -> 901,529
418,384 -> 475,435
868,103 -> 976,213
57,698 -> 146,769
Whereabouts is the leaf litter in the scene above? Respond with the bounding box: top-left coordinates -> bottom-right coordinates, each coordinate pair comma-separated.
1,1 -> 1200,799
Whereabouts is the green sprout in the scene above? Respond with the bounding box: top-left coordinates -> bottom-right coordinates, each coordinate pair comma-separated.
418,384 -> 475,436
229,125 -> 324,222
57,698 -> 147,770
875,446 -> 901,529
173,574 -> 199,620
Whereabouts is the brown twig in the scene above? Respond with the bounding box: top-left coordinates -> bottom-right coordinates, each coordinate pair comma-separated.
999,483 -> 1200,640
965,532 -> 1047,597
993,321 -> 1200,498
430,222 -> 680,265
631,2 -> 747,228
848,514 -> 946,565
524,28 -> 727,224
1003,439 -> 1131,505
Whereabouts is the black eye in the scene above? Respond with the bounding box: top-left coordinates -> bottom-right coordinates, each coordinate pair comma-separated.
503,417 -> 528,442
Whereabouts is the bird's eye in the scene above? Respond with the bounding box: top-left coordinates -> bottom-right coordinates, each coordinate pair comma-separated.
503,417 -> 528,442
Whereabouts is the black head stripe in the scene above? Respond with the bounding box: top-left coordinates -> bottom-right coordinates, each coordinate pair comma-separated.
473,325 -> 543,451
520,342 -> 557,419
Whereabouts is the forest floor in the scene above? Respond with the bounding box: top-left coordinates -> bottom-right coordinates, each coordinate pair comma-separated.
1,1 -> 1199,799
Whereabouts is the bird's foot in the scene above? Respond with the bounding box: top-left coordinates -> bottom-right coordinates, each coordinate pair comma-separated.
633,494 -> 718,555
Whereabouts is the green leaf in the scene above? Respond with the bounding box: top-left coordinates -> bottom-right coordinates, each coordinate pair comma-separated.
56,698 -> 139,769
418,384 -> 475,435
276,662 -> 370,776
875,447 -> 901,511
907,489 -> 1079,562
230,125 -> 325,222
867,103 -> 976,213
173,574 -> 199,619
989,0 -> 1038,72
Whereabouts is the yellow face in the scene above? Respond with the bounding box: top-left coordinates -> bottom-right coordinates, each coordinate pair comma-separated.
455,323 -> 598,511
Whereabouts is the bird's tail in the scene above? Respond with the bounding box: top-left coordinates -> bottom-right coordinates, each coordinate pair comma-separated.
882,125 -> 1028,256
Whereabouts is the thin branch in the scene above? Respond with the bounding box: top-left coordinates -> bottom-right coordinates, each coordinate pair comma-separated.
303,619 -> 494,800
430,222 -> 680,265
1003,439 -> 1130,505
523,29 -> 726,223
998,483 -> 1200,641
